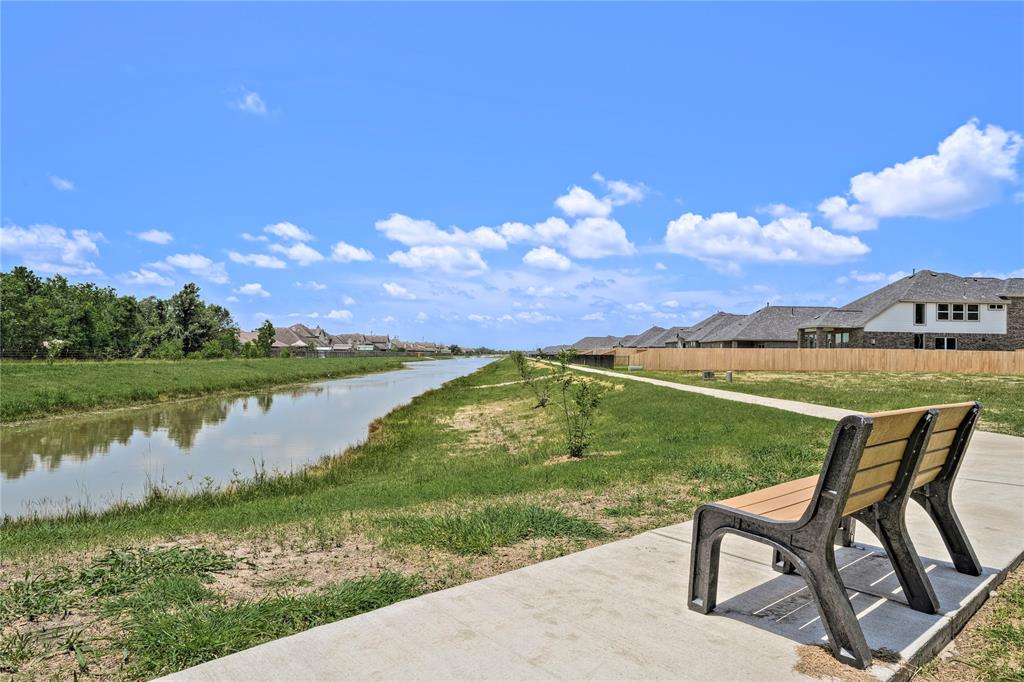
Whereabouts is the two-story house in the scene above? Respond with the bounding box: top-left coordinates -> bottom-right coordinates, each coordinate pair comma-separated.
799,270 -> 1024,350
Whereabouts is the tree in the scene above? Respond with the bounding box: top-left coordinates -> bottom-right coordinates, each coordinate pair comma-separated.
555,349 -> 606,458
510,351 -> 550,408
449,344 -> 462,355
169,283 -> 205,354
255,320 -> 276,358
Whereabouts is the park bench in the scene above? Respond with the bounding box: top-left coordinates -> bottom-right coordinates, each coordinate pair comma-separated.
687,402 -> 982,669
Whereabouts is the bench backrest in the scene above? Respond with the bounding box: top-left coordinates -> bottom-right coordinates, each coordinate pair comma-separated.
842,401 -> 979,515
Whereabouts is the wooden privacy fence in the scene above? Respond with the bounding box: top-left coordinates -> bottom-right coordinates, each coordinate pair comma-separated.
576,347 -> 1024,375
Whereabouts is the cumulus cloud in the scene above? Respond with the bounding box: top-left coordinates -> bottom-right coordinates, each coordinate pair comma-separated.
498,217 -> 572,245
522,246 -> 571,271
264,222 -> 313,241
331,241 -> 374,263
233,89 -> 267,115
326,309 -> 353,321
515,311 -> 559,323
288,311 -> 320,319
236,282 -> 270,297
820,119 -> 1023,231
555,186 -> 612,218
225,296 -> 239,303
122,269 -> 174,286
241,232 -> 268,242
50,175 -> 76,192
664,210 -> 869,269
296,280 -> 327,290
154,253 -> 229,284
375,213 -> 506,250
0,224 -> 103,275
228,251 -> 287,269
625,302 -> 654,313
135,229 -> 173,245
566,218 -> 635,258
662,299 -> 680,308
268,242 -> 324,266
415,312 -> 429,323
655,262 -> 667,271
835,270 -> 910,285
383,282 -> 416,300
592,173 -> 648,206
388,245 -> 488,275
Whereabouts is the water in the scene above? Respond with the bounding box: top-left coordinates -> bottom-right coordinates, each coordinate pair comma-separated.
0,357 -> 495,518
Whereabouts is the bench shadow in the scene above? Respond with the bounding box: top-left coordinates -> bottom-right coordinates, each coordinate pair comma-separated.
708,542 -> 995,662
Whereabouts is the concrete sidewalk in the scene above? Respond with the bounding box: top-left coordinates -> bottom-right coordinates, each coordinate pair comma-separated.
165,373 -> 1024,682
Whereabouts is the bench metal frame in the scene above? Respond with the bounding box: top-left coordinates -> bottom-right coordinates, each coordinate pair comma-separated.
688,411 -> 938,669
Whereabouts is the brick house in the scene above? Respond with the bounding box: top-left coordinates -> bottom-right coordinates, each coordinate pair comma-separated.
799,270 -> 1024,351
697,306 -> 834,348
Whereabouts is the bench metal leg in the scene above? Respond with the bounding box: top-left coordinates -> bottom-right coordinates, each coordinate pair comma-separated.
799,549 -> 873,669
856,508 -> 939,614
688,507 -> 731,614
912,485 -> 982,576
772,518 -> 854,575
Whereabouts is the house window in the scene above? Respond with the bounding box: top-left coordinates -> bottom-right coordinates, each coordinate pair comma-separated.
951,304 -> 965,321
914,334 -> 924,349
989,304 -> 1004,310
967,304 -> 979,321
937,302 -> 980,322
834,332 -> 849,348
937,303 -> 949,321
914,303 -> 925,325
802,332 -> 816,348
934,337 -> 957,350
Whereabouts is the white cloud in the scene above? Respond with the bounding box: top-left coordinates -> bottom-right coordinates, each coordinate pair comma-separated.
835,270 -> 910,285
241,232 -> 268,242
388,245 -> 488,275
375,213 -> 506,250
381,315 -> 395,323
515,311 -> 559,323
664,210 -> 869,268
331,241 -> 374,263
122,269 -> 174,286
971,268 -> 1024,279
0,224 -> 103,275
383,282 -> 416,300
135,229 -> 173,245
288,311 -> 320,319
625,302 -> 654,313
555,186 -> 611,218
50,175 -> 76,192
498,217 -> 572,245
662,299 -> 680,308
264,222 -> 313,242
225,296 -> 239,303
156,253 -> 229,284
342,295 -> 356,305
415,311 -> 429,323
592,173 -> 648,207
234,89 -> 267,115
236,282 -> 270,298
820,119 -> 1023,231
228,251 -> 287,269
296,280 -> 327,290
655,262 -> 667,271
327,309 -> 353,321
582,311 -> 605,321
566,218 -> 636,258
522,246 -> 571,271
269,242 -> 324,266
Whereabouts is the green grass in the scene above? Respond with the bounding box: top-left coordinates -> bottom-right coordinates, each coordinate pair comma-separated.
1,358 -> 833,558
0,356 -> 412,423
618,369 -> 1024,437
379,504 -> 611,555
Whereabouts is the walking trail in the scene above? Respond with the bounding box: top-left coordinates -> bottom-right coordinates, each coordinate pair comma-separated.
165,365 -> 1024,682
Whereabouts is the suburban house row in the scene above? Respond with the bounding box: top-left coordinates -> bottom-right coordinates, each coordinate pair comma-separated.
238,323 -> 452,355
548,270 -> 1024,353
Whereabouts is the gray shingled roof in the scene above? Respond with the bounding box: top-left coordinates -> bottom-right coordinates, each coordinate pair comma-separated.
621,326 -> 666,348
802,270 -> 1024,329
703,306 -> 834,343
682,312 -> 747,343
571,335 -> 623,350
647,326 -> 691,347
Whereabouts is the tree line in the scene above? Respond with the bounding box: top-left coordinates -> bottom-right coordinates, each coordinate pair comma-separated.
0,267 -> 278,359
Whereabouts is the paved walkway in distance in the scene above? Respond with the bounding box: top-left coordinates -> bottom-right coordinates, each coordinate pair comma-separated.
165,369 -> 1024,682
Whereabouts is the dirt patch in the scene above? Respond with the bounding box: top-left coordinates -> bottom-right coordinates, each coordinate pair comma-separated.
438,398 -> 547,454
793,644 -> 902,680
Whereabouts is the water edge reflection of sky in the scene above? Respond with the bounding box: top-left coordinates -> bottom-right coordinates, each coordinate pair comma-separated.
0,357 -> 494,518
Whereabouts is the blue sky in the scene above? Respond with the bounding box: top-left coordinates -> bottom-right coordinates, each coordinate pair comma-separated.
3,2 -> 1023,348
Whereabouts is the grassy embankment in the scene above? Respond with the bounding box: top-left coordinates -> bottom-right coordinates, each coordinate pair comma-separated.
614,369 -> 1024,437
1,357 -> 838,679
0,357 -> 413,424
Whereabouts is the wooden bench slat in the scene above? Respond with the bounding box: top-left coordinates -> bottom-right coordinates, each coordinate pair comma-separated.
761,501 -> 808,521
717,475 -> 817,509
864,407 -> 931,446
934,403 -> 975,432
843,482 -> 890,514
740,487 -> 817,516
928,428 -> 957,451
858,440 -> 908,470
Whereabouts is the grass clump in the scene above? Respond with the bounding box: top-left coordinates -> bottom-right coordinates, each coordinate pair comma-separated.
121,573 -> 420,678
380,504 -> 611,555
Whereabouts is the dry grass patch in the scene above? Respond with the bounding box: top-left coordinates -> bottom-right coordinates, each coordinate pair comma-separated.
439,397 -> 550,454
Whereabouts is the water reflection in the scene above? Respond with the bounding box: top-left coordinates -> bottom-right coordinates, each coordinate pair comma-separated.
0,358 -> 492,518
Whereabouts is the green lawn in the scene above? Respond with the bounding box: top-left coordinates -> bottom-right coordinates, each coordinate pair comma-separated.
616,369 -> 1024,437
0,357 -> 412,423
0,357 -> 836,679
